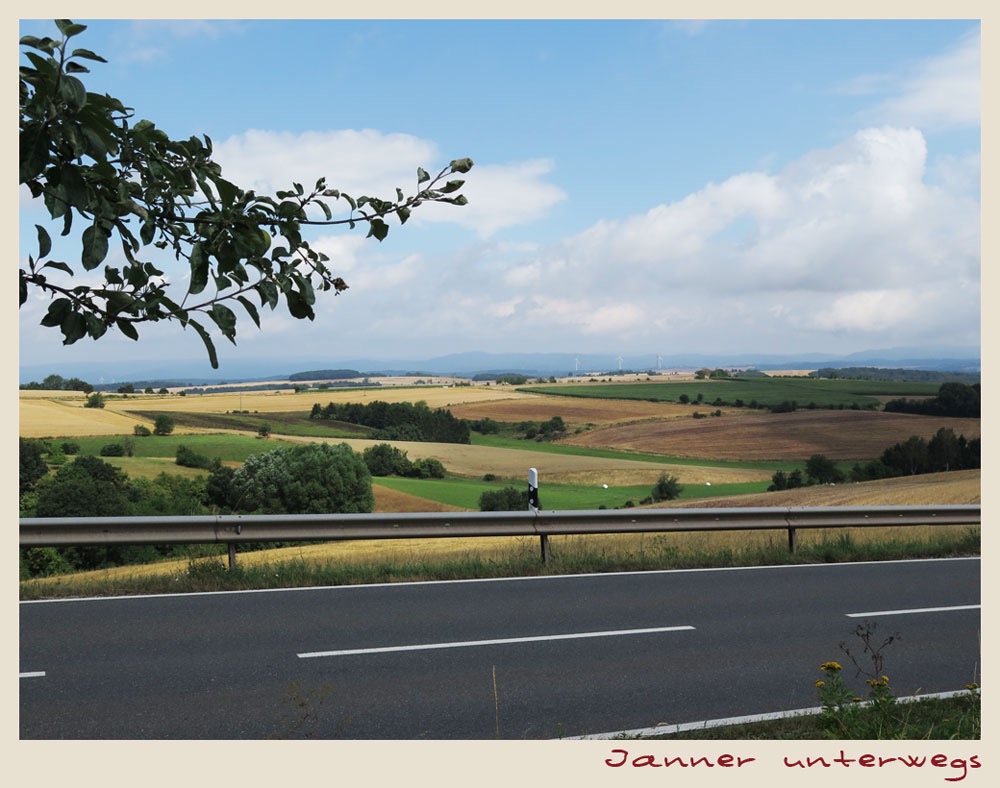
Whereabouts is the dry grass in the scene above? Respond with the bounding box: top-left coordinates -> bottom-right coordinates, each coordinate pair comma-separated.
565,409 -> 982,461
19,396 -> 147,438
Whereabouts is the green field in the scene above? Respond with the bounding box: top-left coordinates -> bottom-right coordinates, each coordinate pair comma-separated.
522,377 -> 943,409
374,474 -> 770,510
58,433 -> 301,463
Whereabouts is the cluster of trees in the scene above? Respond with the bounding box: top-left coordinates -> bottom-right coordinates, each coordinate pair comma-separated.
20,373 -> 94,392
288,369 -> 363,381
811,367 -> 981,384
204,442 -> 373,515
883,382 -> 980,418
19,452 -> 210,577
468,415 -> 567,441
361,443 -> 446,478
850,427 -> 980,481
309,400 -> 470,443
768,427 -> 980,491
20,440 -> 377,577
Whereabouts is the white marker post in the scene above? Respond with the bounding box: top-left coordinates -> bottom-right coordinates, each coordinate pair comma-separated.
528,467 -> 550,562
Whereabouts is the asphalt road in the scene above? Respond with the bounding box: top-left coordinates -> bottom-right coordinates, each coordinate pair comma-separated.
19,557 -> 980,739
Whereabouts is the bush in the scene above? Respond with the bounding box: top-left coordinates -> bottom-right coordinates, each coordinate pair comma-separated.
651,473 -> 683,502
176,445 -> 213,470
133,424 -> 152,436
60,441 -> 80,455
99,443 -> 126,457
84,392 -> 105,408
153,414 -> 175,435
479,486 -> 530,511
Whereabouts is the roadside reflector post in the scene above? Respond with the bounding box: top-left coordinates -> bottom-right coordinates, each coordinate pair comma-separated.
529,467 -> 550,563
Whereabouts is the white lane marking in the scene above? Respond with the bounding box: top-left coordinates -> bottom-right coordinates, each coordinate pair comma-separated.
20,671 -> 46,678
298,625 -> 695,659
847,604 -> 980,618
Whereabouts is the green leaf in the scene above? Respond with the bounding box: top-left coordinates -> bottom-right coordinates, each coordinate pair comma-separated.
55,20 -> 88,39
285,290 -> 314,320
417,167 -> 431,184
41,298 -> 73,327
236,296 -> 261,328
209,303 -> 238,342
188,319 -> 219,369
41,260 -> 73,275
81,224 -> 109,270
115,318 -> 139,341
450,158 -> 474,173
35,225 -> 52,258
189,244 -> 209,295
60,311 -> 87,345
367,218 -> 389,242
69,47 -> 107,63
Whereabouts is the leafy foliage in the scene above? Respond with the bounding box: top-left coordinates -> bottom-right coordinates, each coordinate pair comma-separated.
650,472 -> 683,502
310,399 -> 471,443
20,20 -> 472,367
19,438 -> 49,495
478,486 -> 530,511
209,442 -> 374,514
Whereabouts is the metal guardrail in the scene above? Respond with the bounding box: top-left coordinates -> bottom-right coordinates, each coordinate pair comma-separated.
20,505 -> 981,569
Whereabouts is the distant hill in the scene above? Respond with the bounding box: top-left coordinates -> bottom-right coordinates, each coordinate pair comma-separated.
19,345 -> 980,386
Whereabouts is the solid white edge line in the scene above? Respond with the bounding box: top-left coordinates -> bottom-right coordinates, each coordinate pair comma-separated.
298,625 -> 695,658
847,604 -> 980,617
19,556 -> 981,604
564,690 -> 976,740
19,671 -> 46,678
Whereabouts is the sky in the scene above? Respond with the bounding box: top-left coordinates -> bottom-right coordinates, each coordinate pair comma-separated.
17,15 -> 983,376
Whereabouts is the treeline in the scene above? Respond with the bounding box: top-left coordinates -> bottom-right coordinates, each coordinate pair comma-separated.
811,367 -> 980,383
310,400 -> 471,443
288,369 -> 362,381
20,373 -> 93,393
769,427 -> 980,491
883,382 -> 980,417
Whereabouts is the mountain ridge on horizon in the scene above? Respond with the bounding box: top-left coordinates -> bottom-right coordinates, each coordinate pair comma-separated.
18,345 -> 981,386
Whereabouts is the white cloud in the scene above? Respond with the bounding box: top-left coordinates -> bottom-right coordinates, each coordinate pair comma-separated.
212,131 -> 565,239
864,30 -> 980,131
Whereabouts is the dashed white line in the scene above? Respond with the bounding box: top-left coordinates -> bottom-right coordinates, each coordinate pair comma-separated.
20,671 -> 46,679
847,604 -> 980,618
298,625 -> 695,659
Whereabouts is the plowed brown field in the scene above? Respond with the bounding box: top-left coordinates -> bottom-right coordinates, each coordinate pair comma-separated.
447,396 -> 702,426
563,409 -> 982,461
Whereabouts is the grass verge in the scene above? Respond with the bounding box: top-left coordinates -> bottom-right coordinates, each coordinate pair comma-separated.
20,526 -> 979,600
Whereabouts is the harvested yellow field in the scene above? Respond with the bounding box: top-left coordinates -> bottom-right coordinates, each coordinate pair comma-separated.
19,396 -> 147,438
654,469 -> 980,508
104,384 -> 528,417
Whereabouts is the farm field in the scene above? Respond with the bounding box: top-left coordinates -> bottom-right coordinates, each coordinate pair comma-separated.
564,409 -> 982,461
523,377 -> 944,408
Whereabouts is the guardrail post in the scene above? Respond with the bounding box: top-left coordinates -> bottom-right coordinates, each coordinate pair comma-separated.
787,527 -> 798,554
227,543 -> 237,570
529,468 -> 549,563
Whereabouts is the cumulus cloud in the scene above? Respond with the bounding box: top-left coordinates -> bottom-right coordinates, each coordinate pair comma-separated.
425,124 -> 979,350
860,29 -> 980,131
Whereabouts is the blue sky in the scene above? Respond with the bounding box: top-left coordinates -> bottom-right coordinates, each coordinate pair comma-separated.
18,17 -> 982,375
